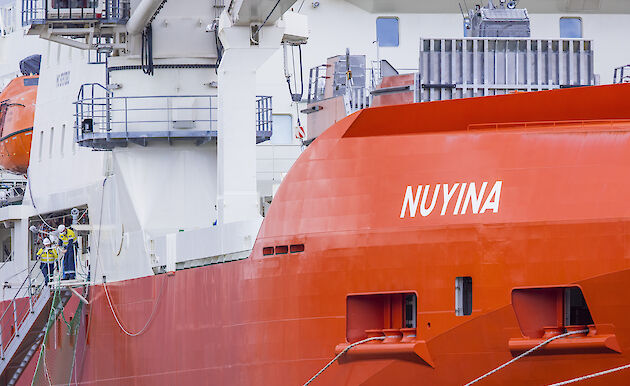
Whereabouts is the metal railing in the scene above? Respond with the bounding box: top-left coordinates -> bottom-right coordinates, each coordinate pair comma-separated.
74,83 -> 273,148
0,263 -> 46,360
307,65 -> 327,104
22,0 -> 130,26
256,95 -> 273,134
614,65 -> 630,84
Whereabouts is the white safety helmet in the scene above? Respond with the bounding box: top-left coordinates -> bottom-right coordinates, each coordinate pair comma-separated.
58,224 -> 66,233
43,238 -> 51,246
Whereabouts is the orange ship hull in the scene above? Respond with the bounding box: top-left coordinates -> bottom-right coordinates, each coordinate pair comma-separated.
0,76 -> 37,175
22,84 -> 630,385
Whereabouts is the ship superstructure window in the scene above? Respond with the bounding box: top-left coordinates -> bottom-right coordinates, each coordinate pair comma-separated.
455,276 -> 472,316
560,17 -> 582,38
269,114 -> 292,145
60,124 -> 65,156
49,127 -> 54,158
0,227 -> 12,262
38,130 -> 43,162
376,17 -> 399,47
23,78 -> 38,87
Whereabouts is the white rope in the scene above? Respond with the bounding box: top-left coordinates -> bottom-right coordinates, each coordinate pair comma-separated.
25,169 -> 55,230
302,336 -> 386,386
464,329 -> 589,386
103,274 -> 167,337
547,363 -> 630,385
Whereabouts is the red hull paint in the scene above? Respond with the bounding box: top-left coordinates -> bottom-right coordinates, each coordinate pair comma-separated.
29,85 -> 630,384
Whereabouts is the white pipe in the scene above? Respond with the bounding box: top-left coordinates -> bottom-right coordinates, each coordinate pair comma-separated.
126,0 -> 164,35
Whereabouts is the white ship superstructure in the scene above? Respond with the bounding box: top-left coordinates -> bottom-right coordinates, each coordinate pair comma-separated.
0,0 -> 626,384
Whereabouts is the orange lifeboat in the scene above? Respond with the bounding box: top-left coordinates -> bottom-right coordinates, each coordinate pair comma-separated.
0,75 -> 38,174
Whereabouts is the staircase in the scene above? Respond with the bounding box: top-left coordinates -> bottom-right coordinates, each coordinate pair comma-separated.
0,266 -> 72,385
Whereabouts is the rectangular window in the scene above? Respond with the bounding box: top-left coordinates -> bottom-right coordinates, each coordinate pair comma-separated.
49,127 -> 54,158
376,17 -> 399,47
560,17 -> 582,38
269,114 -> 293,145
455,276 -> 473,316
38,130 -> 43,162
0,228 -> 12,262
23,78 -> 38,87
60,124 -> 65,156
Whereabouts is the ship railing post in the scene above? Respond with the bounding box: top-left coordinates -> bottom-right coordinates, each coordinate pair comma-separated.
27,265 -> 33,313
124,96 -> 128,140
0,322 -> 4,360
106,88 -> 111,132
90,83 -> 95,132
12,299 -> 18,338
167,96 -> 172,138
75,94 -> 79,143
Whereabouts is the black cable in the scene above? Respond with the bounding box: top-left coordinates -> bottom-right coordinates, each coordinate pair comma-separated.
285,45 -> 305,102
141,24 -> 154,76
252,0 -> 282,43
298,45 -> 304,99
214,28 -> 223,73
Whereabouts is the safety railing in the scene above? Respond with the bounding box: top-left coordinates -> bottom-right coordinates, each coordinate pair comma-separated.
614,65 -> 630,84
0,262 -> 47,360
307,65 -> 327,104
22,0 -> 130,26
256,95 -> 273,136
74,83 -> 273,149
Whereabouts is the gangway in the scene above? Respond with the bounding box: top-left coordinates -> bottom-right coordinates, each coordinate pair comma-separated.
0,264 -> 73,385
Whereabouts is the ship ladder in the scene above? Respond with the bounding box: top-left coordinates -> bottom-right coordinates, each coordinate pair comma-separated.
0,264 -> 72,385
31,284 -> 85,386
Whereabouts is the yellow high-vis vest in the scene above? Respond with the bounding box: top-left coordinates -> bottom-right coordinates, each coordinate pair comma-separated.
37,247 -> 58,263
58,228 -> 76,247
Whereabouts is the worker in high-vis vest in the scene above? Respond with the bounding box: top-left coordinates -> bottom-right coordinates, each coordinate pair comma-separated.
37,238 -> 58,285
58,224 -> 77,280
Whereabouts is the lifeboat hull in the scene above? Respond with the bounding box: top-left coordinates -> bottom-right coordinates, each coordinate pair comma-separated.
0,76 -> 37,175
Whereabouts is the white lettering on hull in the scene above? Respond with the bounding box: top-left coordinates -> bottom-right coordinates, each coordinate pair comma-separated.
400,181 -> 503,218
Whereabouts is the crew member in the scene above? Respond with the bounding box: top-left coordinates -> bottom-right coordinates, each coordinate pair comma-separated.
37,238 -> 58,285
58,224 -> 77,280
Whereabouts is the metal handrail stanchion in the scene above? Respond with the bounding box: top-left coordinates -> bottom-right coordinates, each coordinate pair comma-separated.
11,300 -> 18,338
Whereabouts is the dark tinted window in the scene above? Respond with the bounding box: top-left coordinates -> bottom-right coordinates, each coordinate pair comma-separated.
23,78 -> 38,87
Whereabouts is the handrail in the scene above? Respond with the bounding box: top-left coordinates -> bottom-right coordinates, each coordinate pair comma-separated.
74,86 -> 273,148
22,0 -> 130,25
0,260 -> 47,357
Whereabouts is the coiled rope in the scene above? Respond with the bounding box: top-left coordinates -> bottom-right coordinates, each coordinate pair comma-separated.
92,176 -> 166,337
302,336 -> 386,386
464,329 -> 589,386
547,363 -> 630,385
